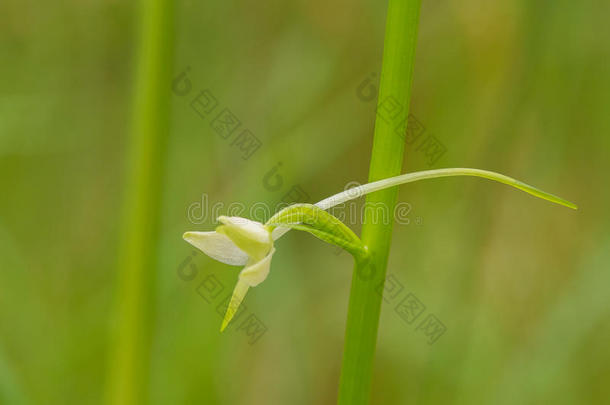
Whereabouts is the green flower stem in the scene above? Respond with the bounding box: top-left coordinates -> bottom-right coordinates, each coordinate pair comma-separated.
317,168 -> 577,210
337,0 -> 422,404
106,0 -> 174,404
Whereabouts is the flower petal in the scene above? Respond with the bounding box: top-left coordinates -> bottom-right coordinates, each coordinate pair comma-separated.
216,216 -> 272,261
239,247 -> 275,287
218,216 -> 270,243
182,231 -> 249,266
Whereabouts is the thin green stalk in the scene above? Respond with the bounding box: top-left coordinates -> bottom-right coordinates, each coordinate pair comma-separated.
317,168 -> 577,210
106,0 -> 174,404
337,0 -> 421,404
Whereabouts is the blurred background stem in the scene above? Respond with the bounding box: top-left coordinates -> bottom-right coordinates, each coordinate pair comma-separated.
106,0 -> 174,404
337,0 -> 421,404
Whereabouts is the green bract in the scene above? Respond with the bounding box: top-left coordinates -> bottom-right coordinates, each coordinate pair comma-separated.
266,204 -> 369,261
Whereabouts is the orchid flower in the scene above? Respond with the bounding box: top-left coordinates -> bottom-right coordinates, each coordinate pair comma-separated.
183,216 -> 276,331
183,168 -> 577,331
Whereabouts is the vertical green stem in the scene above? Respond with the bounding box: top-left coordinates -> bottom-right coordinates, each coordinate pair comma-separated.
337,1 -> 421,404
106,0 -> 174,404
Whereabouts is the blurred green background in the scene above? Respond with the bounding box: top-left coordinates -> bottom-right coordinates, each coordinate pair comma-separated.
1,0 -> 608,404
